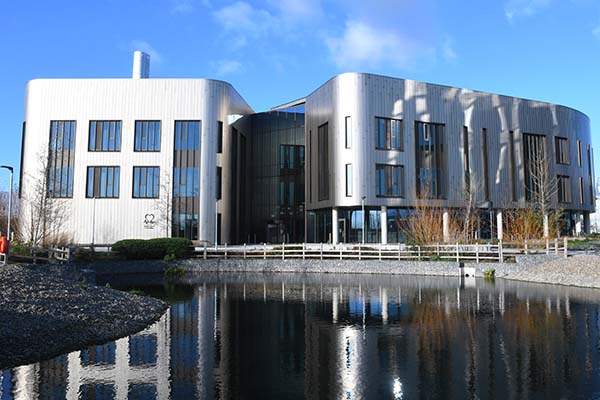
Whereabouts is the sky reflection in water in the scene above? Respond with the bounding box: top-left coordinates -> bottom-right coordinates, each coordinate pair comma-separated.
2,273 -> 600,399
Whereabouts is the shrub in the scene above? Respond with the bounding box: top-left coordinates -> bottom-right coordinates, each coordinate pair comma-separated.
112,238 -> 192,260
164,265 -> 185,280
483,268 -> 495,280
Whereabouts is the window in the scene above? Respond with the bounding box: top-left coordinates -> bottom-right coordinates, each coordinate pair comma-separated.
579,177 -> 585,204
577,140 -> 582,167
462,126 -> 470,192
134,121 -> 161,152
346,164 -> 353,197
173,167 -> 199,197
554,137 -> 569,165
587,145 -> 594,204
376,164 -> 404,197
523,133 -> 547,202
509,131 -> 517,201
216,167 -> 222,200
482,128 -> 489,201
174,120 -> 201,150
48,121 -> 76,198
89,121 -> 121,151
133,167 -> 159,198
415,121 -> 446,198
217,121 -> 223,153
557,175 -> 572,203
345,116 -> 352,148
318,123 -> 329,201
376,117 -> 402,150
86,166 -> 120,198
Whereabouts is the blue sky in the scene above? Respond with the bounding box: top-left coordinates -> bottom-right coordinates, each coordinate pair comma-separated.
1,0 -> 599,190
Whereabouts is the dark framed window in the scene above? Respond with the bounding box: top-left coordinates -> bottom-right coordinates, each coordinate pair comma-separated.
579,176 -> 585,204
415,121 -> 446,199
554,136 -> 569,165
376,117 -> 402,150
86,166 -> 120,198
509,131 -> 517,201
174,120 -> 201,151
577,140 -> 582,167
48,120 -> 76,198
132,166 -> 159,198
134,121 -> 161,152
345,116 -> 352,149
173,167 -> 199,197
376,164 -> 404,197
346,164 -> 353,197
216,167 -> 222,200
318,122 -> 329,201
462,126 -> 470,193
89,121 -> 121,151
217,121 -> 223,153
557,175 -> 572,203
482,128 -> 489,201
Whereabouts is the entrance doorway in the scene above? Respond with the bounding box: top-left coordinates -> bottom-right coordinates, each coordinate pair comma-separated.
338,218 -> 347,243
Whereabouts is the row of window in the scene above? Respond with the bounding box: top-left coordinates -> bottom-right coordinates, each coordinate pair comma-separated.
48,166 -> 222,199
48,119 -> 215,152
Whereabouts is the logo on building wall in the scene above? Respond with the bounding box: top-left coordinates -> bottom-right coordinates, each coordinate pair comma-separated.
144,214 -> 156,229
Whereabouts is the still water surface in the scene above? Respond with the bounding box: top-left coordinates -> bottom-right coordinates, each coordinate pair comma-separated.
3,273 -> 600,399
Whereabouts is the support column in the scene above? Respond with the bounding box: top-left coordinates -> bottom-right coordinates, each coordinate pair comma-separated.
584,212 -> 591,234
381,206 -> 388,244
496,210 -> 503,241
332,208 -> 339,244
443,209 -> 450,243
575,212 -> 583,236
543,213 -> 549,238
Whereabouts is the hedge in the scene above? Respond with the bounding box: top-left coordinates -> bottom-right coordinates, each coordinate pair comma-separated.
112,238 -> 192,260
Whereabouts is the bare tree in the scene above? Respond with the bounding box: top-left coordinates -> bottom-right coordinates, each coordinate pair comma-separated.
460,174 -> 480,241
525,151 -> 561,237
154,172 -> 173,237
20,149 -> 70,246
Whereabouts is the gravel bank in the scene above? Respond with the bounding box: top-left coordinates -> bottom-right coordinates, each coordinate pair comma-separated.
505,255 -> 600,288
0,265 -> 168,369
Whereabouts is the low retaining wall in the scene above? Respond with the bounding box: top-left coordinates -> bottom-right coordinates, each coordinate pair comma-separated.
176,255 -> 557,278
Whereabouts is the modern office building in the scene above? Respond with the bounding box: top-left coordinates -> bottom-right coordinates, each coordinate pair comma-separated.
18,52 -> 594,244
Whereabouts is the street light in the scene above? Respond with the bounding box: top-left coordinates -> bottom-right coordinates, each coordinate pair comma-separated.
1,165 -> 14,264
361,196 -> 366,244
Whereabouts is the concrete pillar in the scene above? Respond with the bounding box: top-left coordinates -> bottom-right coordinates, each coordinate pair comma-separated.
543,213 -> 549,238
496,210 -> 503,241
575,212 -> 583,236
584,212 -> 591,234
443,209 -> 450,243
381,206 -> 388,244
332,208 -> 339,244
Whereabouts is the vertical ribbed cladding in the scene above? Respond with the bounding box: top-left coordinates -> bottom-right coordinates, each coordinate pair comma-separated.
132,51 -> 150,79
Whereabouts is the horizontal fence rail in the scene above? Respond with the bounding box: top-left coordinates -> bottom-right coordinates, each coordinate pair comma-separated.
192,238 -> 569,264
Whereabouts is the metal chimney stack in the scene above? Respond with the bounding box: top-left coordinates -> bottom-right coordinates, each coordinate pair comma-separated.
132,51 -> 150,79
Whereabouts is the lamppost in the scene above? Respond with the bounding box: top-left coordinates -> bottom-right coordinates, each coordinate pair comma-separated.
361,196 -> 366,244
1,165 -> 14,264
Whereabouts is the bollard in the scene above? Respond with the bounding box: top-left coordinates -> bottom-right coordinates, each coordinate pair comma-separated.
244,243 -> 247,259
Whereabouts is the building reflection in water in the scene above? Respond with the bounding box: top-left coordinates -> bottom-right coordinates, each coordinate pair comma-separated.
2,274 -> 600,399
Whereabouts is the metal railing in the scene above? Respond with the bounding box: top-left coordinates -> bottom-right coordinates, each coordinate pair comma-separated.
192,238 -> 569,263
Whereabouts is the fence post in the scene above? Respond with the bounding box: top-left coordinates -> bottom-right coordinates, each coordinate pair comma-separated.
340,246 -> 343,260
244,243 -> 247,259
564,237 -> 568,258
302,243 -> 306,260
398,242 -> 401,261
359,244 -> 362,260
546,239 -> 550,255
456,242 -> 460,262
417,245 -> 421,261
476,243 -> 479,263
554,238 -> 558,255
379,244 -> 382,261
282,242 -> 285,260
320,243 -> 323,260
436,243 -> 440,256
224,243 -> 228,259
524,240 -> 528,255
498,239 -> 503,263
264,243 -> 267,259
204,243 -> 207,260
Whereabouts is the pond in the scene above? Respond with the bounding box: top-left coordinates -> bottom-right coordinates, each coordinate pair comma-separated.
2,272 -> 600,399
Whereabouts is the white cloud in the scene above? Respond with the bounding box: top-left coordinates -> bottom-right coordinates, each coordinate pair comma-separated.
130,40 -> 163,64
325,20 -> 435,71
213,2 -> 276,48
593,24 -> 600,39
170,0 -> 211,14
504,0 -> 551,21
442,37 -> 458,62
213,60 -> 243,76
